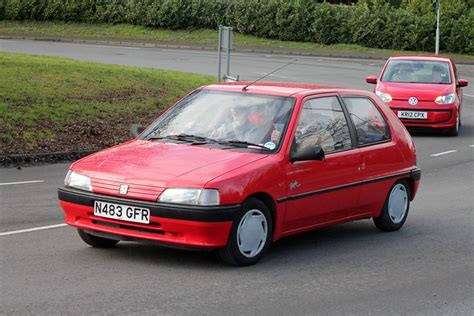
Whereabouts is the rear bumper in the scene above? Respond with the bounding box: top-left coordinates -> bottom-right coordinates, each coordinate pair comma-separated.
58,187 -> 238,248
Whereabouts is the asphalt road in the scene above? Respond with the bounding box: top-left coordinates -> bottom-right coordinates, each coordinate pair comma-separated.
1,40 -> 473,315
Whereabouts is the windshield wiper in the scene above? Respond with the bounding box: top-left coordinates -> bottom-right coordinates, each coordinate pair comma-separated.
147,134 -> 271,150
217,139 -> 271,151
147,133 -> 217,144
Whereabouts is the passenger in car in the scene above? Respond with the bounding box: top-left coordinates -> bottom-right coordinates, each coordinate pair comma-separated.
212,105 -> 252,140
391,64 -> 415,82
431,65 -> 446,84
245,104 -> 279,144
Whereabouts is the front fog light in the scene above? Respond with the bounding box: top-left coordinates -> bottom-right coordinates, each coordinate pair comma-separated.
158,188 -> 220,206
376,90 -> 392,102
65,170 -> 92,191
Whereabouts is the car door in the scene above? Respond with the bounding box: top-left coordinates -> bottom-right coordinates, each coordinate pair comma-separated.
342,95 -> 401,215
282,94 -> 363,233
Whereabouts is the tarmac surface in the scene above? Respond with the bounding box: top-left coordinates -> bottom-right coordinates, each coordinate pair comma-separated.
1,39 -> 473,315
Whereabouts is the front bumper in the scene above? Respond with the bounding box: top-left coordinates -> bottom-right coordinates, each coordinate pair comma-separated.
58,187 -> 238,249
388,101 -> 457,129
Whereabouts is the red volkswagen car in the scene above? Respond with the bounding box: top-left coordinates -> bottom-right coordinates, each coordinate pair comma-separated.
58,82 -> 421,266
366,56 -> 469,136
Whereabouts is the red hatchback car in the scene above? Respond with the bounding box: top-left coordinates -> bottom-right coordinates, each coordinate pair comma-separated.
366,55 -> 469,136
58,82 -> 421,266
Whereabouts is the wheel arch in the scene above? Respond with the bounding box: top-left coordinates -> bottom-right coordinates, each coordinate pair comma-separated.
246,192 -> 277,236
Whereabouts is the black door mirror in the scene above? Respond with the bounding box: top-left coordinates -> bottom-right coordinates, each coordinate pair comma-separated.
290,144 -> 325,162
130,124 -> 145,138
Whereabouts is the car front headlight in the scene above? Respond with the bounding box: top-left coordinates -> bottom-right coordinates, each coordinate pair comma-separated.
435,93 -> 456,105
158,188 -> 220,206
376,90 -> 392,102
65,170 -> 92,191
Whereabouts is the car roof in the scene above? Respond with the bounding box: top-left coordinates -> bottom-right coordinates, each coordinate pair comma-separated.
388,55 -> 452,63
202,81 -> 373,98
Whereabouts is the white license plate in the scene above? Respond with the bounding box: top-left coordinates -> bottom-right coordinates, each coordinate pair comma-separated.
94,201 -> 150,224
397,111 -> 427,119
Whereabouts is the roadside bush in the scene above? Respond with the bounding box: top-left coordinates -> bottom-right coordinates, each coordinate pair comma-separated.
310,2 -> 351,45
1,0 -> 473,54
439,0 -> 473,54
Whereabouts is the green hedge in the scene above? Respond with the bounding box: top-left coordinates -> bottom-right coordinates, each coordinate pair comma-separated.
1,0 -> 473,54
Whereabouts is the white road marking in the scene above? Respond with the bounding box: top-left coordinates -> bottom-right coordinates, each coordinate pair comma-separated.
0,223 -> 67,236
0,180 -> 44,186
470,145 -> 474,148
430,150 -> 457,157
463,93 -> 474,97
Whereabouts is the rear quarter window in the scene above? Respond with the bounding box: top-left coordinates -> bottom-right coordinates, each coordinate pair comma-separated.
343,97 -> 390,146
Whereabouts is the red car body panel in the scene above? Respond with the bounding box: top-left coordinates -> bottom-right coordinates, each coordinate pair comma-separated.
60,200 -> 232,248
371,55 -> 466,129
59,82 -> 420,249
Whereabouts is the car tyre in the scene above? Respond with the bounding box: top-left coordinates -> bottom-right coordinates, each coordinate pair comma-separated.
78,229 -> 119,248
373,180 -> 410,232
219,198 -> 272,266
447,112 -> 460,136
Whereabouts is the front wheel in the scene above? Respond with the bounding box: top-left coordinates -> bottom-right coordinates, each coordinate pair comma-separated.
78,229 -> 119,248
219,198 -> 272,266
373,181 -> 410,232
447,112 -> 460,136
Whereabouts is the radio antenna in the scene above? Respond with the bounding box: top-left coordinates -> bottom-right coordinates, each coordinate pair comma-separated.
242,59 -> 298,91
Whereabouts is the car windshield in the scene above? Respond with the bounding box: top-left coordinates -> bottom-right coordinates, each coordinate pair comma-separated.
381,60 -> 452,84
142,89 -> 295,151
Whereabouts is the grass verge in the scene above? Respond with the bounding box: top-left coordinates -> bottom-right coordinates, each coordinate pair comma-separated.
1,21 -> 473,63
0,52 -> 214,160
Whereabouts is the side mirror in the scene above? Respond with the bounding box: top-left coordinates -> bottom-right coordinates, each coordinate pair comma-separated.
366,76 -> 377,84
290,144 -> 325,162
130,124 -> 145,138
457,79 -> 469,88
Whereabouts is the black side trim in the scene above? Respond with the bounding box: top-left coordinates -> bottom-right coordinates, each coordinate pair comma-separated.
411,168 -> 421,181
58,187 -> 240,222
277,170 -> 417,203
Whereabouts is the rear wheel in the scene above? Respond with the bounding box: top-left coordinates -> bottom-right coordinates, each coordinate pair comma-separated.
373,181 -> 410,232
77,229 -> 119,248
219,198 -> 272,266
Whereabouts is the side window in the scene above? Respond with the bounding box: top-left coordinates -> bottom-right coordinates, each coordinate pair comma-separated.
294,96 -> 352,154
343,97 -> 390,146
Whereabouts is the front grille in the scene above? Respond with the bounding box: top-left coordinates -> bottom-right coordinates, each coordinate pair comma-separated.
91,178 -> 164,201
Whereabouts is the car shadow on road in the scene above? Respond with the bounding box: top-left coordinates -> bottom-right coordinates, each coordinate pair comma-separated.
72,219 -> 414,270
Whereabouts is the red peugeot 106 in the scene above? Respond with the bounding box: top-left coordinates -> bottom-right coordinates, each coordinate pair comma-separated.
366,55 -> 469,136
59,82 -> 421,266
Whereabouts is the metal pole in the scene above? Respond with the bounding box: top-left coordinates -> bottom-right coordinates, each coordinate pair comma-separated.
225,30 -> 231,78
435,0 -> 440,55
217,25 -> 222,81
